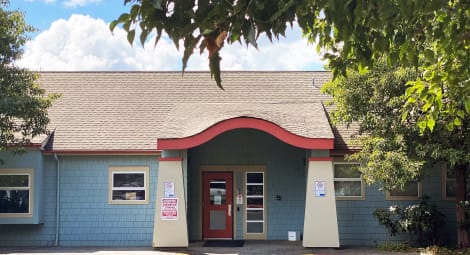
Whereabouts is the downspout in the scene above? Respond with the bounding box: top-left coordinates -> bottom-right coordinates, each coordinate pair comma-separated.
54,153 -> 60,246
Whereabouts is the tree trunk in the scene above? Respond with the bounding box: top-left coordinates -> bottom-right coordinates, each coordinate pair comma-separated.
456,163 -> 469,248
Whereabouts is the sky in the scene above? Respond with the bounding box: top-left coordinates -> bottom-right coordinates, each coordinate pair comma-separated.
9,0 -> 326,72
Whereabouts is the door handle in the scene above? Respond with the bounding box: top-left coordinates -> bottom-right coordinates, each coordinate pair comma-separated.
228,204 -> 232,217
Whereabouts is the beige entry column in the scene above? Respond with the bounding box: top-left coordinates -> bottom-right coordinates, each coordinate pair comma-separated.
152,154 -> 188,247
303,157 -> 339,247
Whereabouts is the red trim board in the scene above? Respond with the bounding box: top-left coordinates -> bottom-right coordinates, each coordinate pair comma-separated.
157,117 -> 334,150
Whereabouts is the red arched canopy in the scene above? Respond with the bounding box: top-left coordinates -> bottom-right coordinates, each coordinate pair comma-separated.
157,117 -> 333,150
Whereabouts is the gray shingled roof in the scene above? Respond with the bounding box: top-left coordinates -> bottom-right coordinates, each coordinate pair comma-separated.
37,71 -> 356,151
159,102 -> 334,139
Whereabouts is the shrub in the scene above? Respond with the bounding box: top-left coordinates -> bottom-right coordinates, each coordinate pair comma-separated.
373,197 -> 445,246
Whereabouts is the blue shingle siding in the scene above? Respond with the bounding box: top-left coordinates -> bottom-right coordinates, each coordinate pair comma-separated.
187,129 -> 307,240
0,155 -> 158,247
336,162 -> 457,246
0,152 -> 55,246
0,137 -> 458,246
57,156 -> 157,247
186,129 -> 457,245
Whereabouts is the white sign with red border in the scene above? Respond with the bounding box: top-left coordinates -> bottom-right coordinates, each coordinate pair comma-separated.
161,198 -> 178,220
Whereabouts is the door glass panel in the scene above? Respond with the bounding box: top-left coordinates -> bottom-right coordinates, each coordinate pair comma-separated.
247,185 -> 263,195
245,172 -> 265,236
210,180 -> 226,205
247,173 -> 263,183
247,222 -> 263,233
246,210 -> 263,221
210,210 -> 226,230
247,197 -> 263,208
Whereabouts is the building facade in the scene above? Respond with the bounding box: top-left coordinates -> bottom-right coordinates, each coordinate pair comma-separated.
0,72 -> 458,247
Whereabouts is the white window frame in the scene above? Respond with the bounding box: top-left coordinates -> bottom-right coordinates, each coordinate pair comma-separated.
0,169 -> 33,218
108,166 -> 149,204
244,171 -> 266,239
333,162 -> 365,200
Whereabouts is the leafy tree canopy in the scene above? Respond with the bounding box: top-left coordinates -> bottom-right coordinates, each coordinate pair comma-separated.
322,61 -> 469,190
0,3 -> 57,157
112,0 -> 469,133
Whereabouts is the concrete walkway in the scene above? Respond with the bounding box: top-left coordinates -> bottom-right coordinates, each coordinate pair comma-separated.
0,241 -> 420,255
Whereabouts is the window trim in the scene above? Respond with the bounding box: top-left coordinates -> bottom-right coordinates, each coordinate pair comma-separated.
198,165 -> 267,241
442,164 -> 454,200
441,163 -> 469,201
0,169 -> 34,218
244,171 -> 267,240
108,166 -> 149,205
386,182 -> 422,201
333,162 -> 365,201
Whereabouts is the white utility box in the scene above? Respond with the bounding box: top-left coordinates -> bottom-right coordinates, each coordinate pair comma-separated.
288,231 -> 299,241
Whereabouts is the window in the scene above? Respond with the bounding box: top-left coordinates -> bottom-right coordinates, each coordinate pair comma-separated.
245,172 -> 265,237
442,164 -> 470,199
333,163 -> 364,200
108,166 -> 149,204
0,169 -> 33,216
386,182 -> 421,200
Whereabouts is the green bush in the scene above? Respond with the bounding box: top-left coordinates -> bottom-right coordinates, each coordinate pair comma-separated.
373,197 -> 445,246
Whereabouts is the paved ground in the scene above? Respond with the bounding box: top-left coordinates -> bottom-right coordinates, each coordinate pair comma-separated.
0,241 -> 420,255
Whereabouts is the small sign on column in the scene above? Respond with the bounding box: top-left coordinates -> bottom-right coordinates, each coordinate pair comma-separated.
315,181 -> 326,197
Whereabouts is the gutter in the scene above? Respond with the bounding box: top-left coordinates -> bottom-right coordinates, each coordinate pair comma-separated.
42,150 -> 161,156
54,153 -> 60,247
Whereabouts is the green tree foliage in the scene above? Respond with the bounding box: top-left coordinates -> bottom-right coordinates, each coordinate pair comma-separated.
322,62 -> 470,246
323,64 -> 422,190
0,3 -> 57,157
112,0 -> 469,132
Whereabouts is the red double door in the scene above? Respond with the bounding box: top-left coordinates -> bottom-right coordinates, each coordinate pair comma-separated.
203,172 -> 233,239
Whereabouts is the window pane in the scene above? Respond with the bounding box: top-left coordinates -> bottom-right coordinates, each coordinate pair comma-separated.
446,180 -> 456,197
112,190 -> 145,200
0,175 -> 29,187
113,173 -> 144,187
247,185 -> 263,196
247,173 -> 263,184
0,190 -> 29,213
247,222 -> 263,233
334,181 -> 361,196
334,164 -> 360,178
447,169 -> 456,178
209,180 -> 226,205
390,182 -> 418,197
247,197 -> 263,208
446,166 -> 470,178
247,210 -> 263,221
446,179 -> 470,197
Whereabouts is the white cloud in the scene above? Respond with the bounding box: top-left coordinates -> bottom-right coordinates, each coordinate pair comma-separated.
18,14 -> 183,71
220,37 -> 325,70
18,14 -> 325,72
63,0 -> 101,8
